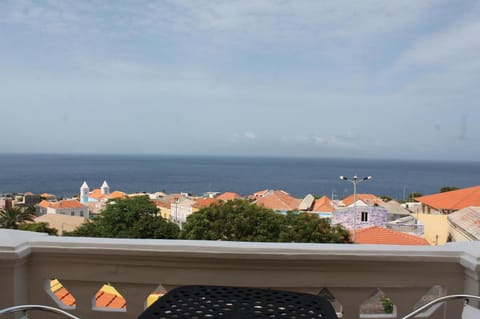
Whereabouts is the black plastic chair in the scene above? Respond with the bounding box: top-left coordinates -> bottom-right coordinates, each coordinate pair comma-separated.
138,285 -> 338,319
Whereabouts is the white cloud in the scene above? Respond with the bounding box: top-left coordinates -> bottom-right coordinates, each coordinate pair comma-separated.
394,18 -> 480,71
385,3 -> 480,95
244,132 -> 257,140
1,1 -> 437,43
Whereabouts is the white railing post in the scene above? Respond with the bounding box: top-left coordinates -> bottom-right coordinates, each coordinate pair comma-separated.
0,230 -> 47,310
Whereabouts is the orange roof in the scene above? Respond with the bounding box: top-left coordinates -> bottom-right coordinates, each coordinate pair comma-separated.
342,194 -> 385,207
38,200 -> 51,208
354,226 -> 430,245
38,199 -> 86,209
152,200 -> 170,209
89,189 -> 126,201
54,200 -> 86,209
312,196 -> 335,212
193,198 -> 220,209
415,186 -> 480,210
255,190 -> 301,211
109,191 -> 127,199
89,189 -> 105,200
252,189 -> 269,197
164,194 -> 182,204
217,192 -> 243,201
41,193 -> 56,198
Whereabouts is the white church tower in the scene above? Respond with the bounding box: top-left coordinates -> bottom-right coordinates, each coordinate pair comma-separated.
80,181 -> 89,203
101,180 -> 110,195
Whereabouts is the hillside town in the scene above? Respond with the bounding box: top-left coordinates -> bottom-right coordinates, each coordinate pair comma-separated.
2,180 -> 479,246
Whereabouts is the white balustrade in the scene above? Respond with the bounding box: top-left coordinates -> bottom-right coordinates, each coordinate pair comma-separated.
1,229 -> 479,319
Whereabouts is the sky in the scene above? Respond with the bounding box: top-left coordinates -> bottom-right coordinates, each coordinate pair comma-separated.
1,0 -> 479,161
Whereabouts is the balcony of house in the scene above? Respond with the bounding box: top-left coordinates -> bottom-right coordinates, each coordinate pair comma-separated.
1,228 -> 480,319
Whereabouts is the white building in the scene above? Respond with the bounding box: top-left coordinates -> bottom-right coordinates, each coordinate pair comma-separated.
170,198 -> 196,227
37,199 -> 89,218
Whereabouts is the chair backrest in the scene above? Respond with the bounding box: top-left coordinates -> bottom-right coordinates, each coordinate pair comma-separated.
138,285 -> 338,319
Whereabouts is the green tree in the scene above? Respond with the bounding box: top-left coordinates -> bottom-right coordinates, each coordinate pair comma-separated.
65,196 -> 180,239
181,199 -> 282,241
279,211 -> 350,243
379,195 -> 392,202
440,186 -> 459,193
0,207 -> 34,229
19,222 -> 58,235
181,199 -> 351,243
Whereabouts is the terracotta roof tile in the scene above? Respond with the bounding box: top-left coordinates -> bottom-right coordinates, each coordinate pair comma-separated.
108,191 -> 126,199
342,194 -> 385,207
354,226 -> 430,245
415,186 -> 480,210
89,189 -> 105,200
193,198 -> 220,209
255,190 -> 301,211
216,192 -> 243,201
152,200 -> 171,209
38,200 -> 51,208
312,196 -> 336,212
252,189 -> 269,197
53,200 -> 86,209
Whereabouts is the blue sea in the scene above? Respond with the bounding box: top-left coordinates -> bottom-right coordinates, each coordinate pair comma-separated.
1,153 -> 480,200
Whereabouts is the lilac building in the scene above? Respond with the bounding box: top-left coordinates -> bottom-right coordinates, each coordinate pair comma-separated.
331,206 -> 388,230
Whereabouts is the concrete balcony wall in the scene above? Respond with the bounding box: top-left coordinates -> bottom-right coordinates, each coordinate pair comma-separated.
1,229 -> 480,319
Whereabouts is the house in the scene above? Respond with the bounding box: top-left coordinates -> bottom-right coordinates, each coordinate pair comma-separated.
248,189 -> 269,200
254,190 -> 301,213
382,200 -> 411,221
78,181 -> 127,214
152,199 -> 171,220
298,194 -> 315,211
36,199 -> 89,218
216,192 -> 243,201
0,198 -> 13,210
192,198 -> 220,212
386,215 -> 424,236
23,192 -> 42,206
80,181 -> 126,204
332,206 -> 388,231
448,206 -> 480,241
415,186 -> 480,214
41,193 -> 57,200
34,214 -> 85,235
354,226 -> 430,245
311,195 -> 337,218
170,197 -> 196,227
339,194 -> 385,207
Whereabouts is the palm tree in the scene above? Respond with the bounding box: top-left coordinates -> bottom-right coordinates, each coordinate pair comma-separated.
0,207 -> 34,229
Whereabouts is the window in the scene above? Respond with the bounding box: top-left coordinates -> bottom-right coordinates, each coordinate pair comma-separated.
80,211 -> 84,217
71,211 -> 75,216
361,211 -> 368,222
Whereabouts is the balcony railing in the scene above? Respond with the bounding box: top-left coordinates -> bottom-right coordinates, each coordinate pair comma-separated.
1,229 -> 479,319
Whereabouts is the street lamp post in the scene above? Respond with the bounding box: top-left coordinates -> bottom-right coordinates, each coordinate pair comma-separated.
339,175 -> 372,242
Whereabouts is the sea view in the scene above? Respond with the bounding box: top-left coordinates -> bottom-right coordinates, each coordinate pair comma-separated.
1,153 -> 479,199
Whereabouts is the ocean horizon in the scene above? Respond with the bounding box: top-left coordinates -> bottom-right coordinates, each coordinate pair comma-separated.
1,153 -> 479,200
